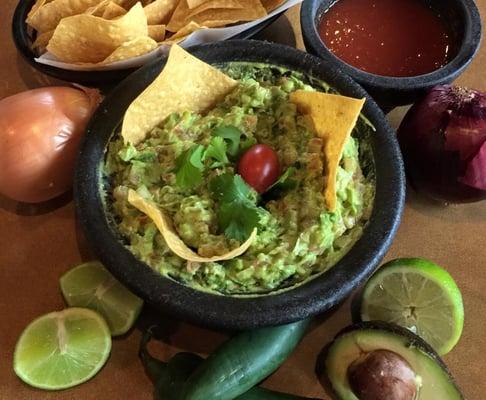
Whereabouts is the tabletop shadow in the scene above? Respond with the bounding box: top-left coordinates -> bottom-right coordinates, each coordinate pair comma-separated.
253,14 -> 296,48
136,305 -> 228,356
16,53 -> 63,89
0,191 -> 72,216
315,340 -> 340,400
74,215 -> 96,261
135,298 -> 346,369
404,182 -> 486,224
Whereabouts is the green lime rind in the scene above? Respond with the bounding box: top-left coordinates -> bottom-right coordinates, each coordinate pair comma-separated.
60,261 -> 143,336
13,307 -> 111,390
361,257 -> 464,356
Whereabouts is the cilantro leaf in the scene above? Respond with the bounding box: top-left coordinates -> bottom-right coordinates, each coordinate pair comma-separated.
263,167 -> 298,201
174,145 -> 205,189
268,167 -> 297,192
218,202 -> 261,242
210,173 -> 261,241
210,173 -> 258,204
212,125 -> 242,157
203,136 -> 229,167
239,136 -> 257,155
188,145 -> 204,169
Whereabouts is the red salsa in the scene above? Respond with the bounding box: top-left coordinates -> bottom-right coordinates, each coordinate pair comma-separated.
318,0 -> 455,77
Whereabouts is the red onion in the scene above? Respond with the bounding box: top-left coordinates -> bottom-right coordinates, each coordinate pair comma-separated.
398,85 -> 486,203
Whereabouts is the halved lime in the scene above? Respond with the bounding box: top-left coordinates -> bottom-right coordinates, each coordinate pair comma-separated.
60,261 -> 143,336
14,308 -> 111,390
360,258 -> 464,355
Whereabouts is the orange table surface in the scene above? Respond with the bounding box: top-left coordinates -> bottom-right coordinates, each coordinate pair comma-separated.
1,3 -> 485,399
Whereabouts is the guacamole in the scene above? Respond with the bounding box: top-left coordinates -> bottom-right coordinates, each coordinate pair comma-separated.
104,64 -> 375,295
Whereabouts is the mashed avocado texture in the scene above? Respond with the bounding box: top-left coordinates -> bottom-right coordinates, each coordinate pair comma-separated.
104,63 -> 375,295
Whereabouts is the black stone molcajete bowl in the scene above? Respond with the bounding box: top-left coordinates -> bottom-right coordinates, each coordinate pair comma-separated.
12,0 -> 283,85
75,40 -> 405,330
301,0 -> 482,110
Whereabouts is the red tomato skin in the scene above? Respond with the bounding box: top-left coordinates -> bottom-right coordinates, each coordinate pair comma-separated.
237,144 -> 280,193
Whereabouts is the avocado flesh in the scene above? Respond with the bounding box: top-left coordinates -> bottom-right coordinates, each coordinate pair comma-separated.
325,328 -> 462,400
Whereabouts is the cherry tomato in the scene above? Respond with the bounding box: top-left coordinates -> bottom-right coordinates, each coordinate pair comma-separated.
237,144 -> 280,193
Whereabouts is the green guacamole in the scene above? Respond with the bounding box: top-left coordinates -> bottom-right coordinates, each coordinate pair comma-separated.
104,63 -> 375,295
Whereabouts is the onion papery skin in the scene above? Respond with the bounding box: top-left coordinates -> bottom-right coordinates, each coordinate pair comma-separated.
0,86 -> 101,203
398,85 -> 486,203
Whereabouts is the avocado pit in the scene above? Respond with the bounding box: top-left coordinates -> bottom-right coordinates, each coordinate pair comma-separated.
347,349 -> 418,400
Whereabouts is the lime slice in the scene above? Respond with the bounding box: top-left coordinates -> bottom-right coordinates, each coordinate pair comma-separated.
60,261 -> 143,336
360,258 -> 464,355
14,308 -> 111,390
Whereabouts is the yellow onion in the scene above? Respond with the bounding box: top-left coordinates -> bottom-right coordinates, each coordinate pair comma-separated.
0,86 -> 102,203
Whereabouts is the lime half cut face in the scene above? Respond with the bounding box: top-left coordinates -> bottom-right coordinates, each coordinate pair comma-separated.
13,307 -> 111,390
361,258 -> 464,355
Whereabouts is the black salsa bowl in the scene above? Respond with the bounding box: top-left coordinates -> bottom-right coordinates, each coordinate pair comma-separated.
74,40 -> 405,330
12,0 -> 284,85
301,0 -> 482,111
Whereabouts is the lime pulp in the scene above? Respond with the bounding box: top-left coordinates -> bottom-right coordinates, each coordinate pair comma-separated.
13,307 -> 111,390
59,261 -> 143,336
360,257 -> 464,355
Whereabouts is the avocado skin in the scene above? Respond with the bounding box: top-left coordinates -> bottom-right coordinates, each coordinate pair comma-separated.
323,321 -> 464,400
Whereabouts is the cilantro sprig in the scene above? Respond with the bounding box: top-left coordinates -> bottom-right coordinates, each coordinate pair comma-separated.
203,136 -> 229,167
174,125 -> 249,190
174,137 -> 230,190
210,173 -> 262,241
212,125 -> 242,157
174,145 -> 205,189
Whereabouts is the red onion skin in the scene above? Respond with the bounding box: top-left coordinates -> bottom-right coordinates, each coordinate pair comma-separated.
461,141 -> 486,190
398,85 -> 486,203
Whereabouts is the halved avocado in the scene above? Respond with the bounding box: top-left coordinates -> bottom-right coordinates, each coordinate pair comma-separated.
324,321 -> 463,400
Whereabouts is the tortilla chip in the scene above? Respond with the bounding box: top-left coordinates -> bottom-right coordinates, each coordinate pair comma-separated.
120,0 -> 139,7
32,29 -> 54,52
163,19 -> 232,42
289,91 -> 365,211
47,3 -> 147,63
128,190 -> 257,262
143,0 -> 178,24
27,0 -> 52,20
84,0 -> 111,16
26,0 -> 108,32
165,0 -> 190,32
260,0 -> 285,12
163,21 -> 201,41
121,44 -> 237,144
161,33 -> 188,44
148,24 -> 166,41
102,2 -> 127,18
189,1 -> 267,26
186,0 -> 206,8
186,0 -> 243,19
167,0 -> 265,32
121,0 -> 151,8
102,36 -> 157,63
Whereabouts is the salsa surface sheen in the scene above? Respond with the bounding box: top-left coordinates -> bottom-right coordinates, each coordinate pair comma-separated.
318,0 -> 454,77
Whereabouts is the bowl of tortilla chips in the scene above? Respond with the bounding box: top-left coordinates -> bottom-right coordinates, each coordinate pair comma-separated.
75,40 -> 405,329
12,0 -> 295,84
